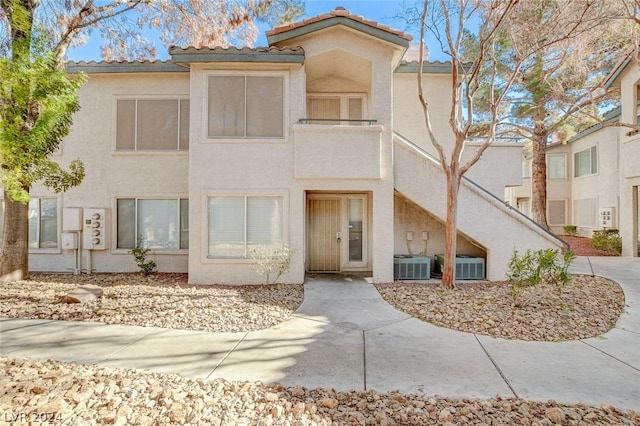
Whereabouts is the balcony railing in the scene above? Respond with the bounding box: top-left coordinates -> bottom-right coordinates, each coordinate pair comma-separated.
298,118 -> 378,125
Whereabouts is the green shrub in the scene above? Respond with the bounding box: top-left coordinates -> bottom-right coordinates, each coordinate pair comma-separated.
506,248 -> 575,307
129,237 -> 157,276
591,229 -> 622,255
563,225 -> 578,236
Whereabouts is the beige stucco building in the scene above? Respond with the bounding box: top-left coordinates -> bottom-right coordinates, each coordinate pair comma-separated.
2,8 -> 563,283
505,54 -> 640,256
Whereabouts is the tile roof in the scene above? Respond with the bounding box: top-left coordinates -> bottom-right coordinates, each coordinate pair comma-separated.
267,6 -> 411,46
169,46 -> 305,64
66,60 -> 187,73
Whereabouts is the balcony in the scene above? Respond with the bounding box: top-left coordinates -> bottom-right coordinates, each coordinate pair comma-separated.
293,120 -> 383,179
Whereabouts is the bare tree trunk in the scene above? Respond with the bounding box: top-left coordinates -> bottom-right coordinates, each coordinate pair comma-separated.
442,172 -> 460,289
530,131 -> 550,229
0,190 -> 30,283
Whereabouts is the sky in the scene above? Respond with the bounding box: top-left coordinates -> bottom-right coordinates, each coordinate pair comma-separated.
66,1 -> 445,62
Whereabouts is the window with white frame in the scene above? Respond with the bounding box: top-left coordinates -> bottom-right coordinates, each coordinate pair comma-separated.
547,200 -> 567,226
522,160 -> 531,179
574,146 -> 597,177
306,94 -> 365,125
28,198 -> 58,249
547,154 -> 566,179
116,99 -> 189,151
117,198 -> 188,250
208,195 -> 283,258
207,75 -> 284,138
574,198 -> 597,227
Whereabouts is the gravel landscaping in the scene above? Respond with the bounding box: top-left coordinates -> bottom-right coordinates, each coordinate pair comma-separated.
376,275 -> 626,341
1,271 -> 634,424
0,273 -> 303,333
2,357 -> 638,426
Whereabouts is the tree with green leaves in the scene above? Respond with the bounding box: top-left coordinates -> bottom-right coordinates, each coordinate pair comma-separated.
465,0 -> 633,229
0,0 -> 304,282
414,0 -> 631,288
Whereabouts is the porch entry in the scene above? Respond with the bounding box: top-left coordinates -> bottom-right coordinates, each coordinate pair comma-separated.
306,193 -> 368,272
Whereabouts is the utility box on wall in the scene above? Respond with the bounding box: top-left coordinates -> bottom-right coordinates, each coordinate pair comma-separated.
599,207 -> 615,228
83,208 -> 107,250
62,208 -> 82,231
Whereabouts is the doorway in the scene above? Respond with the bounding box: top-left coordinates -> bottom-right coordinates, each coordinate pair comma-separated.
306,193 -> 369,272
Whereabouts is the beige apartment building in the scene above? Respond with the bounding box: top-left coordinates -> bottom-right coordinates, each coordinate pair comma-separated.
1,8 -> 563,284
505,54 -> 640,257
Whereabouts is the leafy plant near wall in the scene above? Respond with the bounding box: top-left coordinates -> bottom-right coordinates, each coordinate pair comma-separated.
506,248 -> 576,307
129,237 -> 157,276
563,225 -> 578,236
591,229 -> 622,255
249,245 -> 293,285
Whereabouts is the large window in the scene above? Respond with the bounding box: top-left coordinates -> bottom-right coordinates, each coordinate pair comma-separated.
208,195 -> 283,258
116,99 -> 189,151
574,146 -> 597,177
29,198 -> 58,249
547,154 -> 566,179
574,198 -> 597,227
117,198 -> 188,250
207,75 -> 284,138
547,200 -> 567,226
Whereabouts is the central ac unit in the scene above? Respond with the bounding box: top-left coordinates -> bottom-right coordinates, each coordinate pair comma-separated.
394,255 -> 431,280
434,254 -> 485,280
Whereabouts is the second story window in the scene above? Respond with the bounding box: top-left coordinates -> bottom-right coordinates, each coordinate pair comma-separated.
574,146 -> 597,177
306,94 -> 365,125
547,154 -> 566,179
207,75 -> 284,138
116,99 -> 189,151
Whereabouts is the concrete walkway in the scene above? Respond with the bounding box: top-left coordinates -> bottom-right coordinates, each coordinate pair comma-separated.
1,256 -> 639,411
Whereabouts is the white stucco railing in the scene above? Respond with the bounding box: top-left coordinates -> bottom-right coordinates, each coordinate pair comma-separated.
293,123 -> 384,179
393,131 -> 567,280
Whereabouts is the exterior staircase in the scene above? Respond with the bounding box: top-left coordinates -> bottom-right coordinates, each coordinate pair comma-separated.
393,132 -> 566,280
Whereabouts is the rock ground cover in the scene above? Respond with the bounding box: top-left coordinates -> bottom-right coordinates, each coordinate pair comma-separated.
0,273 -> 303,333
0,271 -> 634,424
561,235 -> 618,257
376,275 -> 625,341
1,357 -> 638,426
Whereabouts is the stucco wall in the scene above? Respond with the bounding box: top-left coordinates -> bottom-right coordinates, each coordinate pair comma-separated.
569,127 -> 620,236
28,72 -> 190,273
392,73 -> 523,196
617,62 -> 640,255
394,193 -> 485,273
187,26 -> 399,284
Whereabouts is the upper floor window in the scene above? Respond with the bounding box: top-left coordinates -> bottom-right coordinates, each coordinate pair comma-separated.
116,99 -> 189,151
29,198 -> 58,249
522,160 -> 531,179
306,94 -> 365,125
574,146 -> 597,177
117,198 -> 189,250
207,75 -> 284,138
547,154 -> 566,179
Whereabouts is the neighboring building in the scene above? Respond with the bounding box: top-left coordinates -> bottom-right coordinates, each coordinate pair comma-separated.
505,54 -> 640,256
1,8 -> 562,283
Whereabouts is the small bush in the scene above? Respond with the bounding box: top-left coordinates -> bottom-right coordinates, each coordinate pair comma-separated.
506,248 -> 575,307
129,237 -> 157,276
249,245 -> 293,284
563,225 -> 578,236
591,229 -> 622,255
